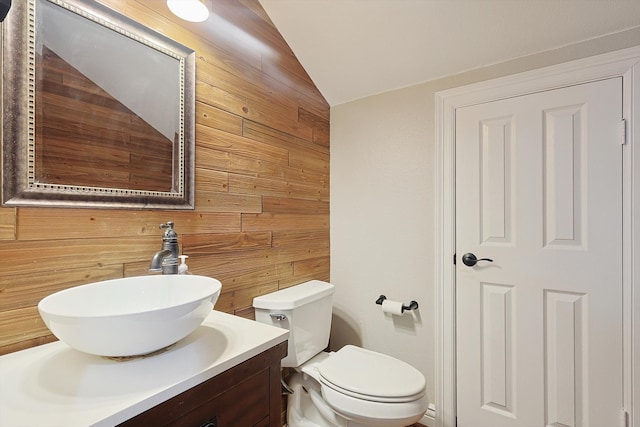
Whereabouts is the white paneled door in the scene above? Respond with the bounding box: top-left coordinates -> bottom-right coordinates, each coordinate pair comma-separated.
455,77 -> 623,427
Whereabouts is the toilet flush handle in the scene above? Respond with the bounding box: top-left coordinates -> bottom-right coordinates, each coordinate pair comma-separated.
270,313 -> 287,321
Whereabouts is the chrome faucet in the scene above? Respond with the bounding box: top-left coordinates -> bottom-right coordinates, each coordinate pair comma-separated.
149,222 -> 180,274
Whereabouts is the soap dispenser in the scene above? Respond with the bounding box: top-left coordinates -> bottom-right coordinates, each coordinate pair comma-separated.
178,255 -> 190,274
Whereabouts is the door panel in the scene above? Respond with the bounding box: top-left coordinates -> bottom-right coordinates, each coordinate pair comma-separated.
480,282 -> 515,417
479,115 -> 514,245
455,77 -> 623,427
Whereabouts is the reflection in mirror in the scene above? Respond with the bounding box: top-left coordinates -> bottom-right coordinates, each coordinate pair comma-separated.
2,0 -> 195,208
36,0 -> 180,192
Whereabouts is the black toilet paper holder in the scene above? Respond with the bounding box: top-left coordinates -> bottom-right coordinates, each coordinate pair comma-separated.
375,295 -> 419,312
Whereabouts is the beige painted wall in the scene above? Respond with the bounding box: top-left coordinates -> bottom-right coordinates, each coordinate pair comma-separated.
330,27 -> 640,408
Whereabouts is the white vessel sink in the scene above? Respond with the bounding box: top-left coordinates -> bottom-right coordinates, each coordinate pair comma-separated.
38,275 -> 222,357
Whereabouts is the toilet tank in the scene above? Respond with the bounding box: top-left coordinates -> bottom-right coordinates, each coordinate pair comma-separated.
253,280 -> 334,367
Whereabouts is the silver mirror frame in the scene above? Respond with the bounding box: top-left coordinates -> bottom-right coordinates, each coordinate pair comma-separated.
1,0 -> 196,209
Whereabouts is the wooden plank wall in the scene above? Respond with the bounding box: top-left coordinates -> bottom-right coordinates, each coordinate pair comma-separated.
0,0 -> 330,356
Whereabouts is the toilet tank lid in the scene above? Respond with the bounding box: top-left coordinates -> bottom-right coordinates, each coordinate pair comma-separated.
253,280 -> 334,310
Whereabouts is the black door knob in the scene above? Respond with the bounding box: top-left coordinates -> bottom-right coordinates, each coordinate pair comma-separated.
462,253 -> 494,267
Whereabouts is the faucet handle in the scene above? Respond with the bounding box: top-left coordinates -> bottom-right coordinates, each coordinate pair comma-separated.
159,221 -> 178,240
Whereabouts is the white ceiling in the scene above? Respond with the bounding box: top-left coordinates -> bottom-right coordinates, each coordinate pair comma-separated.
258,0 -> 640,106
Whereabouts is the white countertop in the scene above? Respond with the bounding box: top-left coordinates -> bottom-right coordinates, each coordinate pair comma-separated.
0,311 -> 288,427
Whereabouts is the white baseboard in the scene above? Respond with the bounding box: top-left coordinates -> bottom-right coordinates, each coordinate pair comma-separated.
419,403 -> 436,427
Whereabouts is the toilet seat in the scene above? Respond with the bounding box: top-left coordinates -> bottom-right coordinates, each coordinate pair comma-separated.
320,383 -> 429,426
319,377 -> 425,403
298,346 -> 429,427
317,345 -> 426,403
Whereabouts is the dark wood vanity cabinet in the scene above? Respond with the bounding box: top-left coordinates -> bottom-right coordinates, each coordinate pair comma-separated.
119,342 -> 287,427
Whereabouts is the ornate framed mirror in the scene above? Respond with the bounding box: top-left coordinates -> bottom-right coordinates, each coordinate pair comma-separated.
2,0 -> 196,209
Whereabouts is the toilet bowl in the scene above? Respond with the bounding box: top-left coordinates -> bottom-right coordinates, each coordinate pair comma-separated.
300,346 -> 428,427
252,280 -> 428,427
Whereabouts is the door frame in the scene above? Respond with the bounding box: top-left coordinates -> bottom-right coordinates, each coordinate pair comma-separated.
434,46 -> 640,427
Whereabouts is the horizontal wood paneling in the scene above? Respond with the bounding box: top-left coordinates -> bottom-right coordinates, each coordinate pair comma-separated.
243,214 -> 329,232
0,237 -> 159,275
0,306 -> 50,348
229,175 -> 329,201
197,123 -> 290,165
15,209 -> 242,240
263,197 -> 329,215
182,232 -> 273,255
0,0 -> 329,355
195,191 -> 263,213
0,208 -> 16,240
196,101 -> 243,136
0,266 -> 124,311
195,167 -> 229,191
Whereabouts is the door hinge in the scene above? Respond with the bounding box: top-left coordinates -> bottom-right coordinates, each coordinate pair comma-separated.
620,119 -> 627,145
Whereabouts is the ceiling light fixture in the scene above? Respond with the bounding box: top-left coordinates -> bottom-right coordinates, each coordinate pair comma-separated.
167,0 -> 209,23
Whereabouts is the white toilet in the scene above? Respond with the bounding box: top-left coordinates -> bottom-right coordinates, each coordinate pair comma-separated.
253,280 -> 428,427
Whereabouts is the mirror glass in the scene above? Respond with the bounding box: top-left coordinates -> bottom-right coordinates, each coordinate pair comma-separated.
2,0 -> 195,209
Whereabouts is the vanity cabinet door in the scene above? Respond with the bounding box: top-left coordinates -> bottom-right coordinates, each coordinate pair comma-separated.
164,368 -> 269,426
119,342 -> 287,427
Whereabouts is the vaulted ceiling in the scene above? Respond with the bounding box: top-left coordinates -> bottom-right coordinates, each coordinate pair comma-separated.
258,0 -> 640,106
